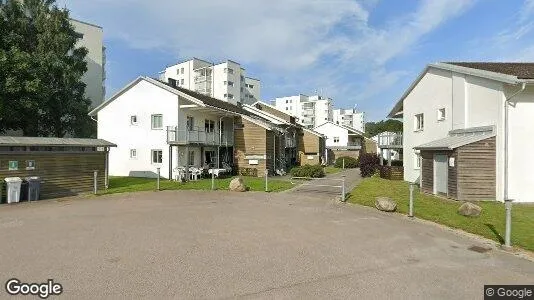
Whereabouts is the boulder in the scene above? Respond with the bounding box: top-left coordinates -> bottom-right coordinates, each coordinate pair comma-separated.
375,197 -> 397,212
229,177 -> 247,192
458,202 -> 482,217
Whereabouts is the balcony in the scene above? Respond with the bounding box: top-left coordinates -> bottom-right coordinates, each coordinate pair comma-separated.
167,126 -> 233,146
194,75 -> 212,84
285,137 -> 296,148
377,132 -> 403,149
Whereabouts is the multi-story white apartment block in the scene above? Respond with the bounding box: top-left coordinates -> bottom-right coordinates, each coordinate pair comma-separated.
71,19 -> 106,108
159,58 -> 261,105
333,108 -> 366,132
273,94 -> 333,128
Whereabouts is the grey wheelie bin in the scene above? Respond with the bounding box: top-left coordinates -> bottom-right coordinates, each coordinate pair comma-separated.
4,177 -> 22,204
26,176 -> 41,201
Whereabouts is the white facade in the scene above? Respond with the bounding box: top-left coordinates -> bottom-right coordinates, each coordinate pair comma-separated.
333,108 -> 365,132
90,77 -> 234,180
160,58 -> 261,105
71,19 -> 105,108
273,94 -> 333,128
391,63 -> 534,203
314,122 -> 363,149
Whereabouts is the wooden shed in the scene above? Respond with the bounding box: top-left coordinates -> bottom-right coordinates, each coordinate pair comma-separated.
414,127 -> 496,201
298,128 -> 325,166
0,137 -> 116,200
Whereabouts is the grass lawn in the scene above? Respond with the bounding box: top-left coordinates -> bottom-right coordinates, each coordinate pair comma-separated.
99,176 -> 294,195
324,166 -> 343,174
348,177 -> 534,252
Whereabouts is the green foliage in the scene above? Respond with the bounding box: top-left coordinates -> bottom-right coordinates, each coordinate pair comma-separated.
290,164 -> 325,178
359,153 -> 380,177
348,178 -> 534,251
365,119 -> 402,137
334,156 -> 359,168
0,0 -> 92,137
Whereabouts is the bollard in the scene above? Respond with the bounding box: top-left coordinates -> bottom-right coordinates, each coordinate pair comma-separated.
211,168 -> 215,190
342,158 -> 345,169
504,199 -> 513,249
93,170 -> 98,194
156,167 -> 161,191
265,169 -> 269,192
341,175 -> 346,202
409,183 -> 415,217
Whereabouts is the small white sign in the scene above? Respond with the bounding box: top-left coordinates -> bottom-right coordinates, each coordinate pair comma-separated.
307,156 -> 314,160
248,160 -> 259,165
449,157 -> 455,167
245,155 -> 266,160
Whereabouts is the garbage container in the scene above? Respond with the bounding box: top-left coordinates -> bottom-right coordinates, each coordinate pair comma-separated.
20,180 -> 29,201
4,177 -> 22,204
26,177 -> 41,201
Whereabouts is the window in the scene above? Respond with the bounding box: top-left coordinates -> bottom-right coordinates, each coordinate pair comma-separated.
186,116 -> 194,131
241,75 -> 245,81
240,87 -> 244,92
286,100 -> 289,104
151,114 -> 163,129
437,108 -> 446,121
286,107 -> 289,111
188,150 -> 195,165
130,149 -> 137,159
333,137 -> 340,143
224,93 -> 234,100
181,79 -> 184,85
414,152 -> 421,169
130,115 -> 138,125
205,119 -> 215,133
152,150 -> 163,164
248,84 -> 254,88
224,81 -> 234,86
224,68 -> 234,74
414,113 -> 424,131
181,67 -> 184,74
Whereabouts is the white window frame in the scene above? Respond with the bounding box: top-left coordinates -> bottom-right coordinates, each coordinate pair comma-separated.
130,115 -> 138,125
181,79 -> 184,85
333,137 -> 340,143
130,149 -> 137,159
188,150 -> 195,165
437,108 -> 446,121
224,93 -> 234,100
186,116 -> 194,131
224,68 -> 234,74
414,113 -> 424,131
204,119 -> 215,133
180,67 -> 184,74
151,114 -> 163,130
414,152 -> 421,169
151,149 -> 163,164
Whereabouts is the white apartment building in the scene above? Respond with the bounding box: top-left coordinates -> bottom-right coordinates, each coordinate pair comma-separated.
71,19 -> 106,108
273,94 -> 333,128
333,108 -> 366,132
160,58 -> 261,105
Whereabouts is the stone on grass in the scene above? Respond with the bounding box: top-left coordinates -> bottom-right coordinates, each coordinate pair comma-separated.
458,202 -> 482,217
229,177 -> 247,192
375,197 -> 397,212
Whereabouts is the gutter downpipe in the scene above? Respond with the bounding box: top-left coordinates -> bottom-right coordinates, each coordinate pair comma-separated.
504,82 -> 526,202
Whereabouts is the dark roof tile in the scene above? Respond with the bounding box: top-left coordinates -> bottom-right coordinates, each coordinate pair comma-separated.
446,62 -> 534,79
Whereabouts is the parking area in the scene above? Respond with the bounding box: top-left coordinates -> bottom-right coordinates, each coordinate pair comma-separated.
0,182 -> 533,299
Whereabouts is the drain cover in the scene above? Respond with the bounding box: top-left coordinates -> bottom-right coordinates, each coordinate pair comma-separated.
468,245 -> 492,253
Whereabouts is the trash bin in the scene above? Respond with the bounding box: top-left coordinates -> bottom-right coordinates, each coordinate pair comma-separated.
4,177 -> 22,204
26,177 -> 41,201
20,180 -> 29,201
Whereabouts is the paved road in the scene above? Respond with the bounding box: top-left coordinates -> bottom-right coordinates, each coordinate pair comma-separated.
287,168 -> 362,200
0,173 -> 532,299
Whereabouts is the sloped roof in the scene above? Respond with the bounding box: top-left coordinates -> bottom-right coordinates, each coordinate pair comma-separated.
314,121 -> 365,136
414,126 -> 495,150
447,62 -> 534,79
0,136 -> 116,147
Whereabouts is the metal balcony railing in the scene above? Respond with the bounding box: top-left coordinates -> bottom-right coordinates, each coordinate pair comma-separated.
166,126 -> 233,145
285,138 -> 296,148
377,132 -> 403,148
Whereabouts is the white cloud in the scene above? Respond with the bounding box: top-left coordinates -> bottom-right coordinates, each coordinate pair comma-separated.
520,0 -> 534,22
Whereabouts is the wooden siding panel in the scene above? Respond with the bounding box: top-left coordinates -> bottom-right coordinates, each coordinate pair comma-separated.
233,118 -> 268,176
457,137 -> 496,201
420,151 -> 433,194
448,150 -> 458,199
255,103 -> 293,123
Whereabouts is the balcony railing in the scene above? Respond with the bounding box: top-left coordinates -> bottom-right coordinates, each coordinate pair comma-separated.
285,137 -> 296,148
377,132 -> 403,148
194,75 -> 212,84
166,126 -> 233,146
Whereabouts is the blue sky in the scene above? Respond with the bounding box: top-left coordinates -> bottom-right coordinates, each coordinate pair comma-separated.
61,0 -> 534,121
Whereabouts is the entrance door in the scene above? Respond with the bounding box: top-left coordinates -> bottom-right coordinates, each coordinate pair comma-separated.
433,154 -> 448,195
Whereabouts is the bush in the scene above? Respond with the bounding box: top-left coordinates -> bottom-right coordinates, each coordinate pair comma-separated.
334,156 -> 359,168
290,164 -> 325,178
359,153 -> 380,177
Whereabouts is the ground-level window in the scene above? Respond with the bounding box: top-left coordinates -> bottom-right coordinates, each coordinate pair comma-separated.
333,137 -> 340,143
414,113 -> 424,131
130,149 -> 137,159
151,114 -> 163,129
414,152 -> 421,169
188,150 -> 195,165
152,149 -> 163,164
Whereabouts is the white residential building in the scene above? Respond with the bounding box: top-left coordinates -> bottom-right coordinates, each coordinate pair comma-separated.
389,62 -> 534,203
314,121 -> 369,164
71,19 -> 106,108
160,58 -> 261,105
333,108 -> 366,132
273,94 -> 333,128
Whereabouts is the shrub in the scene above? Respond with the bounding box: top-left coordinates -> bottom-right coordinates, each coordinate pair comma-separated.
290,164 -> 325,178
359,153 -> 380,177
334,156 -> 359,168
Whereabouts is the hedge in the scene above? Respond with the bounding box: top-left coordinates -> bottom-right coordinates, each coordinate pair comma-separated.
290,164 -> 325,178
334,156 -> 359,168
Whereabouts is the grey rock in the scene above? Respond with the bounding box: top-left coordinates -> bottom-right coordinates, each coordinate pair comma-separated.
458,202 -> 482,217
375,197 -> 397,212
229,177 -> 247,192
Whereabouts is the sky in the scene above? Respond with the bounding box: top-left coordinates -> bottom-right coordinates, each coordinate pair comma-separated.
59,0 -> 534,121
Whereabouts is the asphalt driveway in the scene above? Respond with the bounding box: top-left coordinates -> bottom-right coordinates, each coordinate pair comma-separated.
0,179 -> 533,299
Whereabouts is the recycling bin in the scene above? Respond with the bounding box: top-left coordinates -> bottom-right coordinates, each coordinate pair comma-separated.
26,177 -> 41,201
4,177 -> 22,204
20,180 -> 29,201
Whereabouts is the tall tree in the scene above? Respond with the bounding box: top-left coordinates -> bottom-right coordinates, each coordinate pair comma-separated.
365,119 -> 403,137
0,0 -> 92,137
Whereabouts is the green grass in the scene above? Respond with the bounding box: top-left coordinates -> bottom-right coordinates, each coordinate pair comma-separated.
99,176 -> 294,195
348,177 -> 534,251
324,166 -> 343,174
